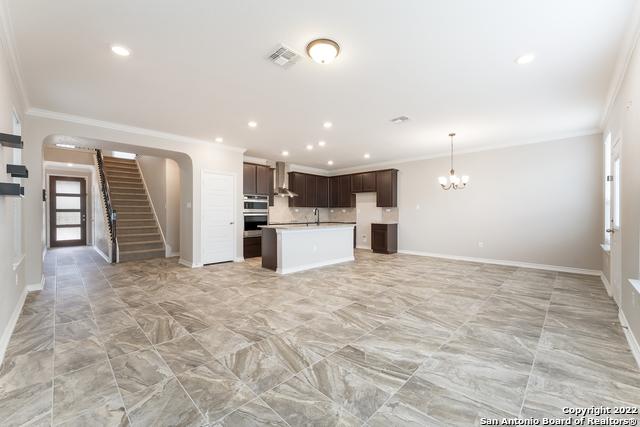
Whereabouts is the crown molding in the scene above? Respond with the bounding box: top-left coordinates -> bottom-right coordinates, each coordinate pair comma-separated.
0,0 -> 29,115
26,108 -> 247,154
331,129 -> 601,175
600,0 -> 640,129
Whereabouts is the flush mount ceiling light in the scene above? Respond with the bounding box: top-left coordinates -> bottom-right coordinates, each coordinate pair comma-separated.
214,137 -> 223,143
56,143 -> 76,149
318,140 -> 326,147
515,53 -> 535,65
323,121 -> 333,129
327,160 -> 334,166
364,153 -> 370,159
66,163 -> 74,167
438,133 -> 469,190
306,39 -> 340,64
111,45 -> 131,57
306,144 -> 314,150
281,150 -> 289,156
248,121 -> 258,128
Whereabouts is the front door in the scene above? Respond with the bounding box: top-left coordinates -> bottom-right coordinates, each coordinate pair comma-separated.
201,172 -> 235,264
609,138 -> 622,305
50,176 -> 87,247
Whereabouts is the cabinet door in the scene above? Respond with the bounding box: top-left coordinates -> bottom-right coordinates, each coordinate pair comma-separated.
305,174 -> 317,207
339,175 -> 352,207
329,176 -> 340,207
243,163 -> 257,194
289,172 -> 306,207
268,168 -> 275,206
351,174 -> 363,193
375,170 -> 398,207
371,228 -> 387,253
256,165 -> 271,195
317,176 -> 329,207
362,172 -> 376,192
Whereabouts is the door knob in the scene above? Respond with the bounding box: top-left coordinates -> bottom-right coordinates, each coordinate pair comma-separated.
229,222 -> 234,225
606,228 -> 615,233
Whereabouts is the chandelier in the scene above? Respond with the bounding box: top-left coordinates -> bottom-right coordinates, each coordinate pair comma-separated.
438,133 -> 469,190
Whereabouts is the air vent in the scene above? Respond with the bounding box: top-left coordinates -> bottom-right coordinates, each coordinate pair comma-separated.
390,116 -> 410,124
267,44 -> 300,68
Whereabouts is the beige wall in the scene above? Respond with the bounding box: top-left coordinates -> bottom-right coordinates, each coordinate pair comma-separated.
339,134 -> 603,271
137,155 -> 181,255
0,27 -> 26,361
603,21 -> 640,349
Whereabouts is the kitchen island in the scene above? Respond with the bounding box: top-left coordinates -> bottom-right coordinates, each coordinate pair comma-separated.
260,223 -> 356,274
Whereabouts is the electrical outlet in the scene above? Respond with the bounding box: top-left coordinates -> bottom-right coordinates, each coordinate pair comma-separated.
342,209 -> 346,213
330,209 -> 334,213
478,241 -> 484,248
295,209 -> 299,212
385,209 -> 391,212
362,236 -> 367,242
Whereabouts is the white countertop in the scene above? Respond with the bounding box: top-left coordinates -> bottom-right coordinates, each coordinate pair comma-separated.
260,223 -> 355,230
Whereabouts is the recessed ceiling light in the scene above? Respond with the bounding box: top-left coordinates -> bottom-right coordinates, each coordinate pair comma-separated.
215,137 -> 223,143
67,163 -> 73,167
364,153 -> 370,159
318,141 -> 326,147
248,121 -> 258,128
327,160 -> 334,166
515,53 -> 535,65
323,121 -> 333,129
111,45 -> 131,57
56,143 -> 76,149
306,144 -> 314,150
282,150 -> 289,156
306,39 -> 340,64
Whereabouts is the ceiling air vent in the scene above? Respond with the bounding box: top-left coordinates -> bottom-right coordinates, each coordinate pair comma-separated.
267,44 -> 300,68
390,116 -> 410,124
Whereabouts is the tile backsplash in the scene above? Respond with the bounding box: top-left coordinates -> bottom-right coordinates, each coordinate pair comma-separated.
268,195 -> 398,224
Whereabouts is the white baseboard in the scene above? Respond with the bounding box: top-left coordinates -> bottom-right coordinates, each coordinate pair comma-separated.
234,257 -> 245,263
93,245 -> 111,263
355,245 -> 371,251
0,287 -> 28,366
619,309 -> 640,370
167,251 -> 180,258
601,272 -> 613,297
277,256 -> 354,275
179,258 -> 202,268
26,275 -> 45,292
397,249 -> 602,276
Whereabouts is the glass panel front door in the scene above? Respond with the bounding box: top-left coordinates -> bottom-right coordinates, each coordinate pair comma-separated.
50,176 -> 87,247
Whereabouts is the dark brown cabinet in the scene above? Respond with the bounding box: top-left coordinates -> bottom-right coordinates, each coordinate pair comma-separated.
288,172 -> 307,207
376,169 -> 398,207
339,175 -> 353,207
351,174 -> 363,193
243,163 -> 256,194
268,169 -> 274,206
371,223 -> 398,254
305,174 -> 317,208
329,176 -> 340,207
317,176 -> 328,207
243,163 -> 272,196
243,237 -> 261,258
362,172 -> 376,192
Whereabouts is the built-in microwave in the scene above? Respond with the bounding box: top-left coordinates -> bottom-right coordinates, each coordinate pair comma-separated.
244,195 -> 269,213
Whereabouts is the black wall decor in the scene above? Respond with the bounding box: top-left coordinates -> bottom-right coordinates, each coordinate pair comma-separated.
0,182 -> 23,196
6,164 -> 28,178
0,132 -> 23,149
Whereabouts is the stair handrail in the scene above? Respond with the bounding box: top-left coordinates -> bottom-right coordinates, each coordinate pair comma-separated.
96,149 -> 118,263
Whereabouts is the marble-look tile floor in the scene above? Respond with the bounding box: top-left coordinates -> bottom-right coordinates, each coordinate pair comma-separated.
1,246 -> 639,426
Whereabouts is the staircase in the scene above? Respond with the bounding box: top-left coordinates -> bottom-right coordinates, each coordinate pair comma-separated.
102,156 -> 165,262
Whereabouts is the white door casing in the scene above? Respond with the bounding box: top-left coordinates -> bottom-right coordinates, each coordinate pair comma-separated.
201,171 -> 235,265
610,137 -> 622,306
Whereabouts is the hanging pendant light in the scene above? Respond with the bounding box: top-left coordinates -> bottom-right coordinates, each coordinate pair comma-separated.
438,133 -> 469,190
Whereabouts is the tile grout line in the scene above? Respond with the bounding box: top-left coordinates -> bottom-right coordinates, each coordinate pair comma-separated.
517,272 -> 556,418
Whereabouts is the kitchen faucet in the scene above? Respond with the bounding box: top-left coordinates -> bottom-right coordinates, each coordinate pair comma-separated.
313,208 -> 320,225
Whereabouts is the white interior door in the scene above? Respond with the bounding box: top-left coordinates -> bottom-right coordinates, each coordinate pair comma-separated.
202,172 -> 235,264
609,138 -> 622,305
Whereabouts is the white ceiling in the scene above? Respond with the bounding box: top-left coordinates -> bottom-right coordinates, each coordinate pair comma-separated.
8,0 -> 634,169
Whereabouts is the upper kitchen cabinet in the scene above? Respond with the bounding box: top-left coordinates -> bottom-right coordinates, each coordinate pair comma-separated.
243,163 -> 256,194
351,172 -> 376,193
339,175 -> 354,207
317,176 -> 329,207
305,174 -> 318,208
329,176 -> 340,207
243,163 -> 272,196
351,173 -> 362,193
288,172 -> 307,207
376,169 -> 398,207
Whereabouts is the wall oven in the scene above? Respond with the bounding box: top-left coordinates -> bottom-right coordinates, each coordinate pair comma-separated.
243,195 -> 269,237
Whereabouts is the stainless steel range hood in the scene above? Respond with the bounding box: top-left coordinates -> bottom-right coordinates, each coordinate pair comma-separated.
274,161 -> 297,198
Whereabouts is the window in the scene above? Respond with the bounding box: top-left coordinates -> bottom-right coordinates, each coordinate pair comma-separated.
12,110 -> 22,260
604,134 -> 611,243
